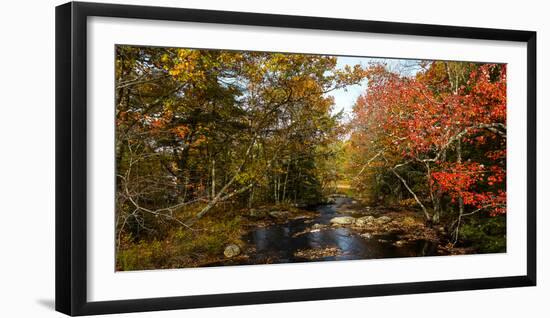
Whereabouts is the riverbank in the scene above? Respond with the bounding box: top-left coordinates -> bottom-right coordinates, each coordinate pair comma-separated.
116,196 -> 476,271
209,196 -> 474,267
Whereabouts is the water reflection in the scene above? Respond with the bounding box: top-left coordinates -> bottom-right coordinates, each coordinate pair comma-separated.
240,197 -> 439,265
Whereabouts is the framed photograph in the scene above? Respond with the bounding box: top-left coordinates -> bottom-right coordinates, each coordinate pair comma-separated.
55,1 -> 536,316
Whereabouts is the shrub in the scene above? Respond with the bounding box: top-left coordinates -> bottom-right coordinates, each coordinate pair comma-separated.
459,215 -> 506,253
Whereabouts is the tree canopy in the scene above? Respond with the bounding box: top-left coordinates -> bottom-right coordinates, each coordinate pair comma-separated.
114,46 -> 507,270
347,61 -> 506,242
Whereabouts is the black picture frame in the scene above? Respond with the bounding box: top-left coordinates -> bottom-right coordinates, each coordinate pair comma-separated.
55,1 -> 537,316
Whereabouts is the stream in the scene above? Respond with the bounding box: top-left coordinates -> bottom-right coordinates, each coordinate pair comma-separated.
220,197 -> 439,266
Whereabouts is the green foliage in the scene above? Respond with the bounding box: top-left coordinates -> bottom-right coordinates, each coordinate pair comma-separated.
176,217 -> 242,255
459,215 -> 506,253
117,215 -> 243,270
117,240 -> 169,271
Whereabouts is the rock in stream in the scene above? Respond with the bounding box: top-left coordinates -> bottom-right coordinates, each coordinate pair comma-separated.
330,216 -> 356,225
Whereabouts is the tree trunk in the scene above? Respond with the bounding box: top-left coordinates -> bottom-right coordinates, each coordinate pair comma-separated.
211,158 -> 216,199
454,139 -> 465,243
282,160 -> 290,203
276,172 -> 281,204
248,186 -> 254,208
294,167 -> 302,203
391,167 -> 431,222
432,150 -> 447,225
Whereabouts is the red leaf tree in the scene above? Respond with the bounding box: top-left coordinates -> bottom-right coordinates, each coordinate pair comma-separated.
349,61 -> 506,240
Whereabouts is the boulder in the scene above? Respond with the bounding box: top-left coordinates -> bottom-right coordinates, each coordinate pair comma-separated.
355,215 -> 375,226
329,193 -> 346,198
223,244 -> 241,258
393,240 -> 406,247
375,216 -> 392,224
311,223 -> 325,230
269,211 -> 288,218
360,233 -> 373,239
330,216 -> 356,225
339,209 -> 357,215
292,202 -> 308,209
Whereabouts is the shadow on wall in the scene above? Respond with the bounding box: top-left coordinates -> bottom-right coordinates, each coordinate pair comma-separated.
36,299 -> 55,310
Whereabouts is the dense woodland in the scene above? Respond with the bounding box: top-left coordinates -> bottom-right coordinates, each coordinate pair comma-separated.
115,46 -> 506,270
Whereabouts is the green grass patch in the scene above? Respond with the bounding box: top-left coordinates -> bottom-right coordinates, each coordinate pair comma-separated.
116,208 -> 244,271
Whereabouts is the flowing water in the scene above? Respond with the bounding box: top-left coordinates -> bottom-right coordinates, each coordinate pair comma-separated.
219,197 -> 439,266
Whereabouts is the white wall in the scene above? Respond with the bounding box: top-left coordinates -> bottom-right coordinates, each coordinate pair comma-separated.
0,0 -> 546,316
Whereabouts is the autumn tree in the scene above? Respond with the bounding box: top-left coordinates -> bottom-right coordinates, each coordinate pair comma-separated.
349,61 -> 506,242
114,46 -> 365,245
